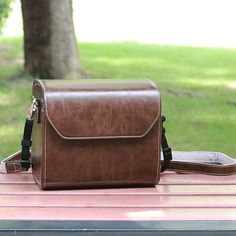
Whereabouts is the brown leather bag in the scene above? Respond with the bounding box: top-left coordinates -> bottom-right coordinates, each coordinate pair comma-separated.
1,79 -> 236,190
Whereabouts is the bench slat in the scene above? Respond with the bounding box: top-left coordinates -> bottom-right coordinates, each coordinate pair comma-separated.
2,172 -> 236,185
0,207 -> 236,221
160,172 -> 236,185
0,172 -> 235,221
0,195 -> 236,207
0,184 -> 235,195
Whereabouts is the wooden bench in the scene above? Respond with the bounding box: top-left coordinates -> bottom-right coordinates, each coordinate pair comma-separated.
0,171 -> 236,235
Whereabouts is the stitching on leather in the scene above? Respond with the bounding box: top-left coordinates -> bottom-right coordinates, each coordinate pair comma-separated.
152,79 -> 161,183
151,79 -> 161,184
35,80 -> 47,188
44,180 -> 155,186
172,161 -> 232,169
33,82 -> 46,188
43,102 -> 47,188
32,83 -> 40,186
36,79 -> 161,140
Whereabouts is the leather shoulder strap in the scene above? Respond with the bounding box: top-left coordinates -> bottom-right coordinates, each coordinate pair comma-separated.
0,116 -> 32,173
162,151 -> 236,175
161,115 -> 236,175
0,151 -> 25,173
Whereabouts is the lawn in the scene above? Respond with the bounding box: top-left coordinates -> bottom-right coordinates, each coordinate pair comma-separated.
0,37 -> 236,158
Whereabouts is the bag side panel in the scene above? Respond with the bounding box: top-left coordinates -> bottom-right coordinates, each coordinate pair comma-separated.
31,83 -> 45,189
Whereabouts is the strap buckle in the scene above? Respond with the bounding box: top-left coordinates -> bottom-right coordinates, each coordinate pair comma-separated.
27,97 -> 38,120
163,147 -> 172,161
20,160 -> 31,170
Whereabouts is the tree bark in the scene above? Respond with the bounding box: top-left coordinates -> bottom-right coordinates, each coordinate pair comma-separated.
21,0 -> 81,79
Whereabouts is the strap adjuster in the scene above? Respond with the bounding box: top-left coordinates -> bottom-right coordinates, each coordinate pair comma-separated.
163,147 -> 172,161
20,160 -> 31,169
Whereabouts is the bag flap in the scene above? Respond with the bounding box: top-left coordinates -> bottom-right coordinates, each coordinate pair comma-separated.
34,79 -> 161,139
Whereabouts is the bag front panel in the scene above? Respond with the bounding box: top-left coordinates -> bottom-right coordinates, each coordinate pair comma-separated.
42,118 -> 161,189
31,79 -> 161,190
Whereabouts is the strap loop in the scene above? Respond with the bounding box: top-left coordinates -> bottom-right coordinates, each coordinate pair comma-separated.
20,118 -> 33,170
20,159 -> 31,169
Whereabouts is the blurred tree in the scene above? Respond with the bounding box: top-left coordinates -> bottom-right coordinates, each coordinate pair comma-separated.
21,0 -> 82,79
0,0 -> 12,32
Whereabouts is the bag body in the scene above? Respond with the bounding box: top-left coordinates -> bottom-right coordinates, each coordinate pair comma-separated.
31,79 -> 162,190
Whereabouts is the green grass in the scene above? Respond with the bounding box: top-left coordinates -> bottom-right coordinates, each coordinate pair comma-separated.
0,38 -> 236,158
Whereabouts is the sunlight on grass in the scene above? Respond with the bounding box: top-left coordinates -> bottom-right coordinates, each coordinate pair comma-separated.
0,125 -> 20,137
91,57 -> 166,66
204,68 -> 231,76
0,93 -> 11,105
177,77 -> 236,89
227,81 -> 236,89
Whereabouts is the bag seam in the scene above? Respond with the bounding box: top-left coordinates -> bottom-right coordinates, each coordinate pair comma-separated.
32,83 -> 46,189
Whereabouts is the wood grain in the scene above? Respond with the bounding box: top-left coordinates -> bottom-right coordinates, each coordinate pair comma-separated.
0,172 -> 235,220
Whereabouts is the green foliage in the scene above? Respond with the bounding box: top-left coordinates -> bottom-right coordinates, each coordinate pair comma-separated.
0,37 -> 236,158
0,0 -> 12,31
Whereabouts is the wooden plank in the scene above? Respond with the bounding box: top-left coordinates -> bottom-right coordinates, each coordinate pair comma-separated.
1,172 -> 236,223
160,172 -> 236,185
0,195 -> 236,208
0,173 -> 35,184
0,207 -> 236,221
0,184 -> 236,195
2,172 -> 236,185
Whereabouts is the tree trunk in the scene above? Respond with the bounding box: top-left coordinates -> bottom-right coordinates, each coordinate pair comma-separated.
21,0 -> 81,79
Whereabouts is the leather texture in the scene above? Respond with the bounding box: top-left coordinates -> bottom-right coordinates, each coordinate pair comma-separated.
31,79 -> 162,189
42,79 -> 160,139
